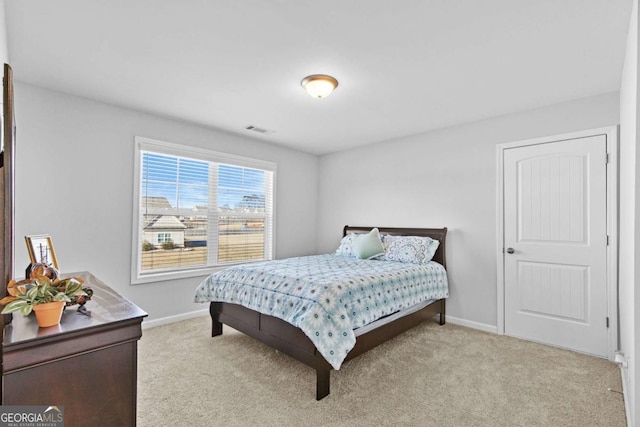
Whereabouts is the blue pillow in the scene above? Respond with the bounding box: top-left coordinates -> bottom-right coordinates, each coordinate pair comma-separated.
352,228 -> 385,260
335,233 -> 358,257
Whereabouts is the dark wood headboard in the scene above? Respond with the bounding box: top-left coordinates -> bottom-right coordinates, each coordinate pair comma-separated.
343,225 -> 447,268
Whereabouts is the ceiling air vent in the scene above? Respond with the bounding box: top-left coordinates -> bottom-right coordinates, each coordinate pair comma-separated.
244,124 -> 275,135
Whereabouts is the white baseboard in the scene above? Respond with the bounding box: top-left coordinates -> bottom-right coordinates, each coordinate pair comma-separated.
445,315 -> 498,334
619,364 -> 632,427
142,308 -> 209,330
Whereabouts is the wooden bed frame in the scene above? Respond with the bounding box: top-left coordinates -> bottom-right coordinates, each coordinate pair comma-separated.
209,225 -> 448,400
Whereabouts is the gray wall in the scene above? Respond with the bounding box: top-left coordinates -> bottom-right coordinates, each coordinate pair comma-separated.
317,92 -> 619,329
13,82 -> 319,322
0,0 -> 8,64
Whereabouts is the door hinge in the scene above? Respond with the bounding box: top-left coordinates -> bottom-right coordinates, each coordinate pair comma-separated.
606,235 -> 610,246
606,317 -> 610,328
606,153 -> 610,164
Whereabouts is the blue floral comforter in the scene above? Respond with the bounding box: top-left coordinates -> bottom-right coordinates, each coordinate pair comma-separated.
194,254 -> 448,369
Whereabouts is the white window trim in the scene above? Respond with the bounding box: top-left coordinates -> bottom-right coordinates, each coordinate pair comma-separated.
131,136 -> 277,285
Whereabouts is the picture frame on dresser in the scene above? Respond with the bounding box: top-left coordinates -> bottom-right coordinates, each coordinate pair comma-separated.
25,234 -> 59,270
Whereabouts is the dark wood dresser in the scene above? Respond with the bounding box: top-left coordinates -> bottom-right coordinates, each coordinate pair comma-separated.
2,272 -> 147,426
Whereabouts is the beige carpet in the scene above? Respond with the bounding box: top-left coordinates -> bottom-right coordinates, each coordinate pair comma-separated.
137,316 -> 626,427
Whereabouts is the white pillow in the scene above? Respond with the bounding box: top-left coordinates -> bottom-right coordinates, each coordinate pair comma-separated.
378,235 -> 440,264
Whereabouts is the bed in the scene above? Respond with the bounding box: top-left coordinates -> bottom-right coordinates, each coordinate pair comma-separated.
194,225 -> 448,400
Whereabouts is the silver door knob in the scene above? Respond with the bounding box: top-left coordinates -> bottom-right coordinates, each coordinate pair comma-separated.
506,248 -> 515,254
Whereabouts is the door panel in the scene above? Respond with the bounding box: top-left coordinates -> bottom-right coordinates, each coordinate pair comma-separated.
504,135 -> 607,357
518,153 -> 586,244
518,261 -> 587,322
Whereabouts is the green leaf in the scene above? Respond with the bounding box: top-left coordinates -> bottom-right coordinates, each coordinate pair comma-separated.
20,304 -> 33,316
1,306 -> 13,314
26,286 -> 39,301
65,280 -> 83,296
53,293 -> 70,302
1,299 -> 28,314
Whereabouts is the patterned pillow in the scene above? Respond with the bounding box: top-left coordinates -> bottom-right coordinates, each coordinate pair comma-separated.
334,233 -> 358,257
378,235 -> 440,264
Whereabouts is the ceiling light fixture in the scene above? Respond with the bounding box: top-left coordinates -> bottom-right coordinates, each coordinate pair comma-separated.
301,74 -> 339,99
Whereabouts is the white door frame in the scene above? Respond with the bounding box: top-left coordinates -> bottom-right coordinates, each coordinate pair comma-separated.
496,126 -> 618,361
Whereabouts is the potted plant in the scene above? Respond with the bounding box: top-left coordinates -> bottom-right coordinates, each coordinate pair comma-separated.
0,275 -> 87,327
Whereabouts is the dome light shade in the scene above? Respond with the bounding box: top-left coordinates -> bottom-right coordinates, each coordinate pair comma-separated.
301,74 -> 338,99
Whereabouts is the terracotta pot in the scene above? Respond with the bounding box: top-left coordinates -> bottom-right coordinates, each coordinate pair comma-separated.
32,301 -> 65,328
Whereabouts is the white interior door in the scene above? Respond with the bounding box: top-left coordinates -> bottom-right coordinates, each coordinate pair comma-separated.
503,134 -> 608,357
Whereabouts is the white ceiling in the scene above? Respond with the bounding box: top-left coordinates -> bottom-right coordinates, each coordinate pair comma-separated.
4,0 -> 633,155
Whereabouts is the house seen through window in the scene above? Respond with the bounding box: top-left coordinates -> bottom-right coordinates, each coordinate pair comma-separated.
132,137 -> 275,283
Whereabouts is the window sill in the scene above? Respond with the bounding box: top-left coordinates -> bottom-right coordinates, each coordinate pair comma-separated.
131,259 -> 269,285
131,265 -> 226,285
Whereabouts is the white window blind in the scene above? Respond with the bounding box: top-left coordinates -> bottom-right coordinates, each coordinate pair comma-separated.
132,137 -> 275,284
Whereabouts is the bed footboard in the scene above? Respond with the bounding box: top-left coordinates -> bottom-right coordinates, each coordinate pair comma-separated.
209,298 -> 445,400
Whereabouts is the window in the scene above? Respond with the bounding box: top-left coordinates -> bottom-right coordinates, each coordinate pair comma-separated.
157,233 -> 171,244
132,137 -> 276,284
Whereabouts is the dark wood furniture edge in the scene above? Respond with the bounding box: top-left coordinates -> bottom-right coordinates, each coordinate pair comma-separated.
210,225 -> 448,400
1,63 -> 16,401
3,318 -> 144,373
